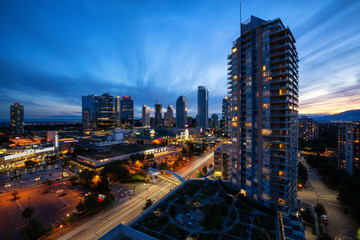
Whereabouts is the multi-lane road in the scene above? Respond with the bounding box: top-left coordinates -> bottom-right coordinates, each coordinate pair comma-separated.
298,157 -> 357,240
56,150 -> 214,240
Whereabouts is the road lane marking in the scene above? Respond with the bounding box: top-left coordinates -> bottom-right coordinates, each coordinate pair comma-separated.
327,203 -> 340,207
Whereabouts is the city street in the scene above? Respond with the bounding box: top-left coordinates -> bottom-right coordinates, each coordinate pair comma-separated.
298,157 -> 357,240
0,180 -> 84,240
55,150 -> 215,240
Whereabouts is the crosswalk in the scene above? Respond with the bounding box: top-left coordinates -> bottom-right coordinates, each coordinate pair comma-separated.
5,199 -> 42,230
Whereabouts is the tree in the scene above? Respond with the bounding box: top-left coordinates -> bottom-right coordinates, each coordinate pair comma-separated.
76,200 -> 85,212
25,160 -> 36,169
143,199 -> 153,210
356,228 -> 360,240
22,219 -> 47,240
202,166 -> 207,175
22,206 -> 35,221
152,161 -> 157,169
298,162 -> 308,186
314,203 -> 326,217
45,179 -> 54,190
196,170 -> 202,178
69,175 -> 78,185
84,194 -> 98,212
11,188 -> 19,200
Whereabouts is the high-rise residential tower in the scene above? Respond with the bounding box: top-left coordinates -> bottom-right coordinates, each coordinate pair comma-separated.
210,114 -> 220,130
115,96 -> 121,128
197,86 -> 209,129
222,97 -> 232,135
299,116 -> 319,141
228,16 -> 299,213
10,103 -> 24,135
142,105 -> 150,128
176,96 -> 188,128
338,122 -> 360,176
82,95 -> 98,130
120,96 -> 134,127
154,103 -> 162,127
97,93 -> 115,130
164,105 -> 174,128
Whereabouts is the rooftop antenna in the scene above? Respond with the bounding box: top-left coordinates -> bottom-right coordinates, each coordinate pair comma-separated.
240,0 -> 242,36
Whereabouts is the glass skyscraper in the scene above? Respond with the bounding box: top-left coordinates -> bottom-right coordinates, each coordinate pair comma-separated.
228,16 -> 299,213
164,105 -> 174,128
176,96 -> 187,128
197,86 -> 209,129
82,95 -> 98,130
154,103 -> 162,127
97,93 -> 115,130
120,96 -> 134,127
142,105 -> 150,127
10,103 -> 24,135
115,96 -> 121,128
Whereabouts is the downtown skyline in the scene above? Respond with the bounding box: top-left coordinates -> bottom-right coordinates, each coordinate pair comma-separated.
1,0 -> 360,121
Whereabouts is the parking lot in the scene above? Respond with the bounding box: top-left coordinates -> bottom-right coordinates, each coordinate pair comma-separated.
0,181 -> 84,240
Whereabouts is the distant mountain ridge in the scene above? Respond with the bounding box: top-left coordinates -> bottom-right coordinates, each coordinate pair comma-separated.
316,109 -> 360,122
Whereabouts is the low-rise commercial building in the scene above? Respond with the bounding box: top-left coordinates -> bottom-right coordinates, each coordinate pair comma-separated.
76,144 -> 167,171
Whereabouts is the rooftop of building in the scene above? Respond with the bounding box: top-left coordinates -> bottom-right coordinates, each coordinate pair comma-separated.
78,143 -> 164,160
125,180 -> 280,240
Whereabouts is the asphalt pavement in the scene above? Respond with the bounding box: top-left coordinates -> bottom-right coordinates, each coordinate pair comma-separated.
55,150 -> 215,240
298,157 -> 357,240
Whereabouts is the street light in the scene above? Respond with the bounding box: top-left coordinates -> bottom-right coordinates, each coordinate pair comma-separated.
6,183 -> 11,192
35,176 -> 40,185
59,224 -> 63,235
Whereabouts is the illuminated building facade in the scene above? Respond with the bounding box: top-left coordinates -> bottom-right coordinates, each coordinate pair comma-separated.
338,122 -> 360,176
142,105 -> 150,128
176,96 -> 188,128
10,103 -> 24,135
164,105 -> 174,128
210,114 -> 220,130
115,96 -> 121,128
120,96 -> 134,127
222,96 -> 232,135
228,16 -> 299,213
82,95 -> 98,130
299,116 -> 319,141
97,93 -> 115,130
154,103 -> 162,127
197,86 -> 209,129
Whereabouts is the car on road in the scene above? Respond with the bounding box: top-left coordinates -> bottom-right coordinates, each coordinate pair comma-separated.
58,192 -> 67,197
56,189 -> 64,194
73,210 -> 79,214
321,215 -> 328,225
42,189 -> 50,194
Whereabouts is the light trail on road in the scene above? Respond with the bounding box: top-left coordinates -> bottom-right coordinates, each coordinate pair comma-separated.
57,150 -> 215,240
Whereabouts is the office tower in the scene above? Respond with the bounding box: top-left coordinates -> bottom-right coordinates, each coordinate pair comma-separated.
82,95 -> 97,130
228,16 -> 299,213
164,105 -> 174,128
338,122 -> 360,175
176,96 -> 188,128
97,93 -> 115,130
210,114 -> 220,130
299,116 -> 319,141
120,96 -> 134,127
154,103 -> 162,127
197,86 -> 209,129
10,103 -> 24,135
222,97 -> 232,135
115,96 -> 121,128
142,105 -> 150,128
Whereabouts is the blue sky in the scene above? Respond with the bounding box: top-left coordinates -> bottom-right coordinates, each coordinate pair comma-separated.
1,0 -> 360,120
